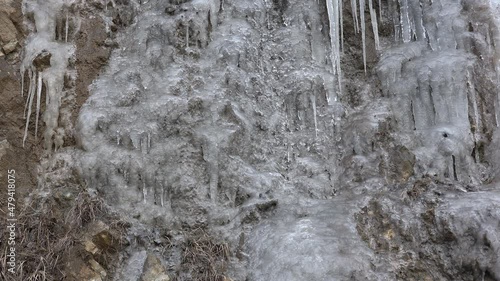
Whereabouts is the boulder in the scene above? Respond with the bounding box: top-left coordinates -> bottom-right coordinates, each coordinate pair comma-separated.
0,11 -> 16,44
2,39 -> 16,54
140,254 -> 170,281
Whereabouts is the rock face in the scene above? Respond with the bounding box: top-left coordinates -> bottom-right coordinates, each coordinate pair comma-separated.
0,11 -> 18,53
17,0 -> 500,280
356,181 -> 500,280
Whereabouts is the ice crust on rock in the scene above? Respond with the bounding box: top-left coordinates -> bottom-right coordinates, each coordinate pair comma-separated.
21,0 -> 78,150
39,0 -> 500,279
377,0 -> 500,183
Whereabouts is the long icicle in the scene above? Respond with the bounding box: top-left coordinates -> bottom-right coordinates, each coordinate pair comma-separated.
23,71 -> 36,147
335,0 -> 342,98
378,0 -> 382,22
351,0 -> 359,33
35,71 -> 42,138
326,0 -> 343,100
23,69 -> 35,119
360,0 -> 367,73
65,13 -> 69,43
311,94 -> 318,137
368,0 -> 380,50
340,0 -> 344,52
20,67 -> 25,97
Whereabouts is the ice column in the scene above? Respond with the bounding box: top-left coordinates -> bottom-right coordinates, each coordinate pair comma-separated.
326,0 -> 343,99
360,0 -> 367,72
368,0 -> 380,50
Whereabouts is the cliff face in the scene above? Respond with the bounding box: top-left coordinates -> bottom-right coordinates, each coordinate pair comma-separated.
9,0 -> 500,279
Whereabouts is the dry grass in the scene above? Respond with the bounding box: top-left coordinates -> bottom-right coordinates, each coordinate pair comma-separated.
174,228 -> 230,281
0,190 -> 120,281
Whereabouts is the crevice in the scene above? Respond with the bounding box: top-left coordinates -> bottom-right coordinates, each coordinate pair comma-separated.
428,84 -> 436,125
410,99 -> 416,130
471,143 -> 477,163
452,155 -> 458,181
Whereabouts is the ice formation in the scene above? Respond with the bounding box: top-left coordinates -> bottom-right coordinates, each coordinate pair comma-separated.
27,0 -> 500,279
375,0 -> 500,182
21,0 -> 77,150
326,0 -> 342,98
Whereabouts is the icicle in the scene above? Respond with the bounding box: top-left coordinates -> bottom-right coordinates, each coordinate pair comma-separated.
65,13 -> 69,43
160,183 -> 165,207
23,69 -> 35,119
311,94 -> 318,137
326,0 -> 342,99
378,0 -> 382,21
496,66 -> 500,127
287,142 -> 291,162
23,73 -> 36,147
351,0 -> 359,33
340,0 -> 344,52
35,72 -> 42,138
185,24 -> 189,48
400,0 -> 411,43
360,0 -> 367,73
147,132 -> 151,152
368,0 -> 380,50
20,67 -> 25,97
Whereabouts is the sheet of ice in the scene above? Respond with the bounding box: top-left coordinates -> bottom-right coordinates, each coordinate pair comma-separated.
247,199 -> 380,281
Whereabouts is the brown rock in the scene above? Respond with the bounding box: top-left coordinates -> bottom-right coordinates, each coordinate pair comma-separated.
2,39 -> 16,54
92,229 -> 120,252
84,240 -> 99,254
140,254 -> 170,281
0,11 -> 16,44
88,259 -> 107,278
33,50 -> 52,70
77,265 -> 103,281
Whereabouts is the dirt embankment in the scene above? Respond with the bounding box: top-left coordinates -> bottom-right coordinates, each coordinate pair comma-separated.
0,0 -> 37,201
0,1 -> 123,280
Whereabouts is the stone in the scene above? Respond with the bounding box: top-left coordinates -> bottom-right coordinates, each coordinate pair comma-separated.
84,240 -> 99,255
33,50 -> 52,70
77,265 -> 102,281
0,139 -> 10,161
88,259 -> 107,278
0,11 -> 16,44
2,39 -> 16,54
92,229 -> 120,252
140,254 -> 170,281
115,250 -> 148,281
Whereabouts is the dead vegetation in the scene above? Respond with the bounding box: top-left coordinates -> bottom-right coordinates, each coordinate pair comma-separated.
0,189 -> 127,281
173,228 -> 230,281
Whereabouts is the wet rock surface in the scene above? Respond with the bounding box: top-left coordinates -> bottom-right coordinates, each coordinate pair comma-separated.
356,180 -> 500,280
